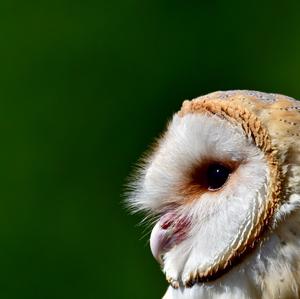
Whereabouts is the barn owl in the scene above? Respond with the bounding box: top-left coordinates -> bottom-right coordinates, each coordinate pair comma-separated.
128,90 -> 300,299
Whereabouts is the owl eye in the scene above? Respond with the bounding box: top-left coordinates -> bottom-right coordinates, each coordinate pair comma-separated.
206,163 -> 231,191
188,161 -> 234,196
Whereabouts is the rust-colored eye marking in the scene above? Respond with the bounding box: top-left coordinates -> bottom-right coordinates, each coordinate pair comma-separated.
178,160 -> 238,202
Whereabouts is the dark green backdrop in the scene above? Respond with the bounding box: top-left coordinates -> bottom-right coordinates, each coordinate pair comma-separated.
0,1 -> 300,298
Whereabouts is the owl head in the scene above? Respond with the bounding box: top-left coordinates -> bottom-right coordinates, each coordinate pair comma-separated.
128,90 -> 300,290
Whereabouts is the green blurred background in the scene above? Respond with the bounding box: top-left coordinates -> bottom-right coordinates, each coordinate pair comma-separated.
1,1 -> 300,298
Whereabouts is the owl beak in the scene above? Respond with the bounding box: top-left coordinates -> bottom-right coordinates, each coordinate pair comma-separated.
150,220 -> 167,264
150,212 -> 190,265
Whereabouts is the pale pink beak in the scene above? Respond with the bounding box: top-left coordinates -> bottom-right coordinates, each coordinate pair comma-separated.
150,212 -> 190,264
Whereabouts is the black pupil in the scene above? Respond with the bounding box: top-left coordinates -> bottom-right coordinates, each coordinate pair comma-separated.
206,163 -> 230,190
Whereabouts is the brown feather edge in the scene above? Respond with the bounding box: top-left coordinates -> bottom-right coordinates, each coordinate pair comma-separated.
169,99 -> 284,288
